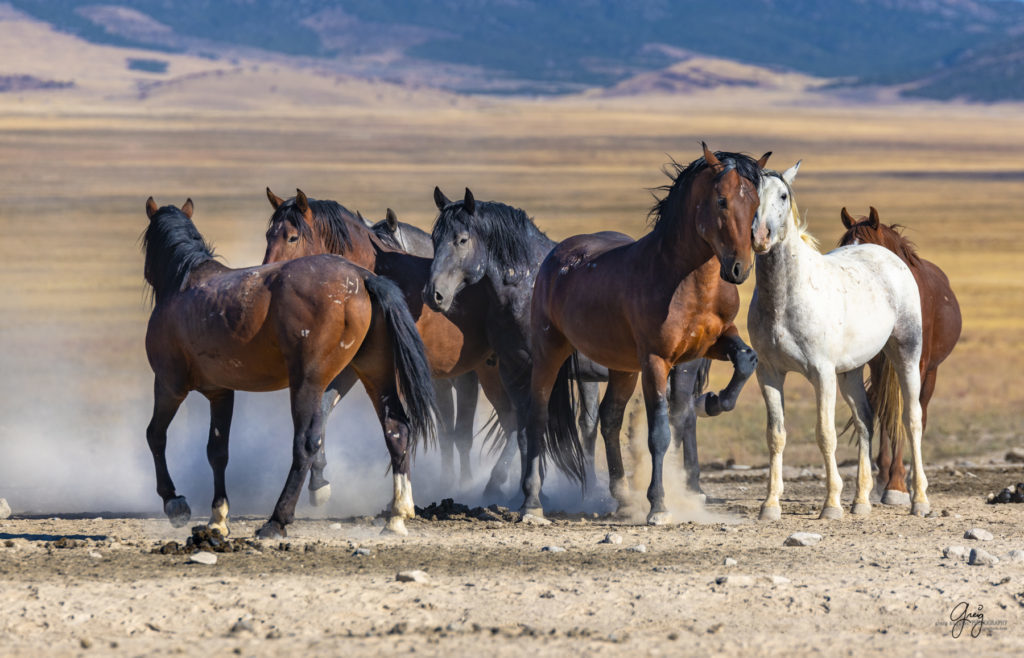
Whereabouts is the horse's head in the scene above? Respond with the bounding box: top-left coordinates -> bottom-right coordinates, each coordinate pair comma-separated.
263,187 -> 319,263
693,144 -> 770,283
838,206 -> 885,247
752,161 -> 801,255
366,208 -> 434,258
424,186 -> 487,313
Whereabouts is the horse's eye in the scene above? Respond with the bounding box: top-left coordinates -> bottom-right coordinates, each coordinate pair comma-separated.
458,236 -> 469,245
288,235 -> 299,244
781,193 -> 788,201
717,197 -> 727,209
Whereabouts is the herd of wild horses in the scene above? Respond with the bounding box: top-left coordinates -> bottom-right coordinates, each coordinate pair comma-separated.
140,143 -> 961,538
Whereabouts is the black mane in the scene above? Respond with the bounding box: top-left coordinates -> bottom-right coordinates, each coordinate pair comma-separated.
143,205 -> 216,304
431,199 -> 547,271
268,198 -> 358,254
649,150 -> 763,237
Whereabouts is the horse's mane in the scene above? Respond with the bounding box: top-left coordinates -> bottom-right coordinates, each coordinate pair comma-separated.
370,221 -> 403,250
839,221 -> 922,267
143,205 -> 216,304
762,169 -> 819,252
268,198 -> 357,254
431,199 -> 547,271
649,150 -> 762,238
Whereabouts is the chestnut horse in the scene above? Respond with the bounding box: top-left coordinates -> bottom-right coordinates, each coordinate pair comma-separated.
263,190 -> 516,488
838,207 -> 962,504
143,198 -> 437,538
521,145 -> 769,523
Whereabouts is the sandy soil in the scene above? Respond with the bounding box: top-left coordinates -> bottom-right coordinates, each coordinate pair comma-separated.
2,462 -> 1023,657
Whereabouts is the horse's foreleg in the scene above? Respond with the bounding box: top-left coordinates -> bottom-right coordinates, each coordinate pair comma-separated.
578,379 -> 600,475
667,361 -> 703,497
757,365 -> 787,521
600,370 -> 639,516
838,369 -> 873,516
146,378 -> 189,527
257,380 -> 326,539
811,368 -> 843,520
309,369 -> 358,507
204,389 -> 234,536
641,356 -> 673,525
453,371 -> 480,487
697,332 -> 757,417
520,342 -> 573,518
434,379 -> 456,484
479,363 -> 519,501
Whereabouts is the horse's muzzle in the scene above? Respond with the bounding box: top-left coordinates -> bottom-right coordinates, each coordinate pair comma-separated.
720,257 -> 751,284
422,285 -> 449,313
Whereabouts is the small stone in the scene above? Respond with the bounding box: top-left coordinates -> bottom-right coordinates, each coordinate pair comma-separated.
964,528 -> 994,541
599,533 -> 623,545
626,544 -> 647,553
541,545 -> 566,553
329,522 -> 342,530
784,532 -> 822,546
188,551 -> 217,565
88,551 -> 102,560
266,629 -> 282,639
723,557 -> 737,566
1006,448 -> 1024,463
1005,550 -> 1024,563
968,548 -> 999,566
0,498 -> 10,519
521,514 -> 551,526
396,569 -> 429,583
79,638 -> 92,649
352,547 -> 371,556
766,575 -> 790,585
943,546 -> 967,560
230,618 -> 255,634
715,575 -> 754,586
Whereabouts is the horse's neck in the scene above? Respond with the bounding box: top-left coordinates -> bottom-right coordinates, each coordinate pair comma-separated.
754,227 -> 817,309
482,233 -> 552,318
637,215 -> 714,285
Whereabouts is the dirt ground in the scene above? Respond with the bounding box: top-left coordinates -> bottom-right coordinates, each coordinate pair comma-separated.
2,460 -> 1023,657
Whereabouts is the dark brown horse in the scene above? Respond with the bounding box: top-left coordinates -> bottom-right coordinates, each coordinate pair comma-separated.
263,189 -> 516,488
143,198 -> 437,539
521,144 -> 769,523
839,207 -> 962,504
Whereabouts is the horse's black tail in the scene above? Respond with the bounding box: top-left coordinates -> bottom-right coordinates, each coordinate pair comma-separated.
363,274 -> 439,454
544,352 -> 588,489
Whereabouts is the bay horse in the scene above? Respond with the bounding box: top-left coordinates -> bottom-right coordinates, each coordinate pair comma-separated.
749,164 -> 928,520
520,144 -> 768,523
143,198 -> 437,538
838,207 -> 961,505
263,189 -> 514,489
424,187 -> 715,509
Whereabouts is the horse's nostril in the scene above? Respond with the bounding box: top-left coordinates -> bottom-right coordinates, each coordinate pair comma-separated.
732,261 -> 742,279
433,290 -> 445,304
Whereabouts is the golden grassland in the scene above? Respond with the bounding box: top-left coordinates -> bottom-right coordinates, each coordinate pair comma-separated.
1,94 -> 1022,470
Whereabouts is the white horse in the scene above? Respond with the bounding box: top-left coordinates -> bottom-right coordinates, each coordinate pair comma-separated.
748,163 -> 928,520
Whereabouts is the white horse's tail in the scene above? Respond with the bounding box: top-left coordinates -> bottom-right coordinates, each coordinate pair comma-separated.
872,355 -> 907,451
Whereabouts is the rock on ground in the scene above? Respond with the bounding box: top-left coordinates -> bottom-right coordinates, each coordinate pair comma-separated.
784,532 -> 822,547
0,498 -> 10,519
968,548 -> 999,566
943,546 -> 967,560
396,570 -> 429,583
964,528 -> 994,541
188,551 -> 217,565
600,533 -> 623,545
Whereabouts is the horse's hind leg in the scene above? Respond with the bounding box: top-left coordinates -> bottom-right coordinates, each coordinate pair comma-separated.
578,379 -> 600,478
641,355 -> 674,525
479,364 -> 519,501
453,371 -> 480,487
757,364 -> 787,521
363,373 -> 417,535
146,378 -> 189,527
600,370 -> 639,516
891,346 -> 927,516
203,389 -> 234,536
435,380 -> 457,485
838,368 -> 873,515
668,361 -> 703,498
309,369 -> 358,507
810,367 -> 843,520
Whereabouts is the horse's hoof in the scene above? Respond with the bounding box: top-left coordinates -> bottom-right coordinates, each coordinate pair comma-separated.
758,505 -> 781,521
255,521 -> 286,540
881,490 -> 911,506
207,521 -> 230,537
910,502 -> 930,517
647,511 -> 673,526
520,506 -> 545,519
382,516 -> 408,536
818,506 -> 843,520
851,503 -> 871,516
164,497 -> 191,528
309,483 -> 332,507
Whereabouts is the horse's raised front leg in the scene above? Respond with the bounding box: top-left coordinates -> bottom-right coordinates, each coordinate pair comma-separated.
257,379 -> 326,539
309,368 -> 358,507
203,388 -> 234,536
811,367 -> 843,520
600,369 -> 639,516
838,368 -> 873,516
146,378 -> 189,527
697,331 -> 757,417
757,365 -> 787,521
641,355 -> 674,526
668,360 -> 706,498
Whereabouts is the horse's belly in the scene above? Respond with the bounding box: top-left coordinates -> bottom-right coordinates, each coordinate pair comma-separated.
190,354 -> 290,392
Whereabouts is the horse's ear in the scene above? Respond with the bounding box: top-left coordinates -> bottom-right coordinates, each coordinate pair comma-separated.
868,206 -> 881,229
145,197 -> 159,220
434,186 -> 451,210
702,142 -> 723,172
782,160 -> 801,186
463,188 -> 476,216
295,188 -> 310,216
181,198 -> 194,219
756,151 -> 772,169
840,207 -> 855,229
356,210 -> 372,227
266,187 -> 283,209
385,208 -> 399,232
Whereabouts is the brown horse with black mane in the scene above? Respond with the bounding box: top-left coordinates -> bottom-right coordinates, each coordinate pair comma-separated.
142,198 -> 437,539
521,144 -> 769,523
838,207 -> 962,504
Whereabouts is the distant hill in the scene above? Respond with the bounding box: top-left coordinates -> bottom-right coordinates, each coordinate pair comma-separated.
5,0 -> 1024,101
